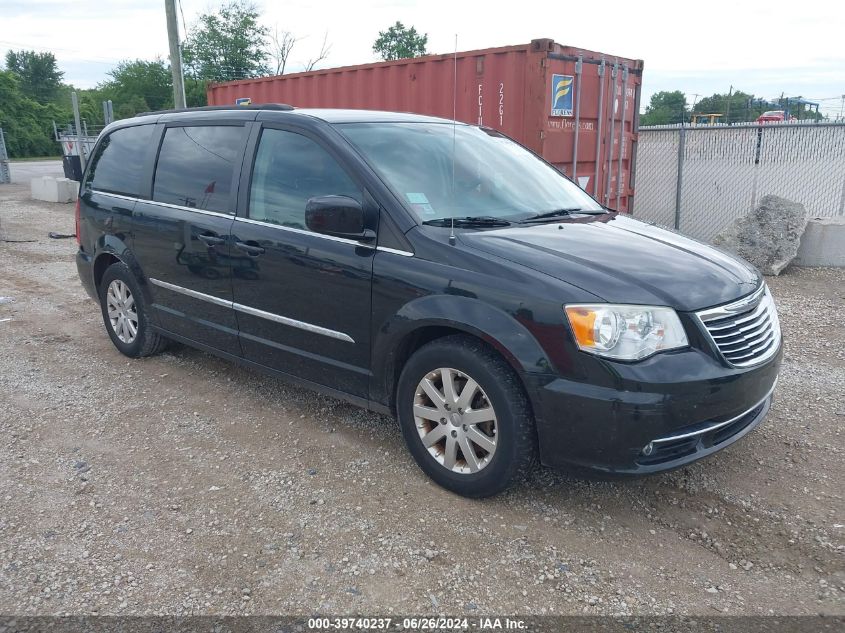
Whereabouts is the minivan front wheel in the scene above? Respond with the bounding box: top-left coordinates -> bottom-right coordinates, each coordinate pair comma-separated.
413,367 -> 499,474
397,335 -> 537,497
98,262 -> 167,358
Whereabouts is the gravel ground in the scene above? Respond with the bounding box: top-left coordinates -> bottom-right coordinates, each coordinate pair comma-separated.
0,167 -> 843,616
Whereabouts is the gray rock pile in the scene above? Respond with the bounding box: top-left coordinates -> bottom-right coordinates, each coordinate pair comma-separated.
712,195 -> 808,276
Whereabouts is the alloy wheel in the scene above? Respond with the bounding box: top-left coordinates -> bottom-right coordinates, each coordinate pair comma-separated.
413,367 -> 498,474
106,279 -> 139,344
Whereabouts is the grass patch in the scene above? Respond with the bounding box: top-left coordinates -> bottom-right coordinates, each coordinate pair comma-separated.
9,156 -> 63,162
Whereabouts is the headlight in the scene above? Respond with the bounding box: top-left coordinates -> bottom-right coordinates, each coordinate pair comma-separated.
564,304 -> 688,361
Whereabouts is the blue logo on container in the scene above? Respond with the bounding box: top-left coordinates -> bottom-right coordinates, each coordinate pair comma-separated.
550,74 -> 574,117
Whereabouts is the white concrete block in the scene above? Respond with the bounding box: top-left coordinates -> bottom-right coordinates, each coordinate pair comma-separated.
30,176 -> 78,203
796,217 -> 845,267
30,176 -> 47,200
56,177 -> 79,202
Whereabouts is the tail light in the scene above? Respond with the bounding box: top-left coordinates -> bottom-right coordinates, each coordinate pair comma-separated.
75,198 -> 81,245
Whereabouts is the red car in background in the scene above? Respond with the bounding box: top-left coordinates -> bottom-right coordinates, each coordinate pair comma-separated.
756,110 -> 797,123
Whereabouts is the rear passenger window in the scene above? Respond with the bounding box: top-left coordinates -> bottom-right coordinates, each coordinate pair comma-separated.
153,125 -> 245,213
85,125 -> 154,197
249,129 -> 361,230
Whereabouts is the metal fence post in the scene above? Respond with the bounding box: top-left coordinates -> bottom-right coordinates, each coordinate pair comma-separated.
674,126 -> 686,230
838,168 -> 845,216
0,128 -> 10,185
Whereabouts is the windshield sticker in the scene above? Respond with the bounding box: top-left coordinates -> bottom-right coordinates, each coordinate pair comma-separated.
406,192 -> 436,216
406,192 -> 429,204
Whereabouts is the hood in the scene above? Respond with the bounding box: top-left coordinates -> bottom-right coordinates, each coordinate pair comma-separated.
457,213 -> 761,312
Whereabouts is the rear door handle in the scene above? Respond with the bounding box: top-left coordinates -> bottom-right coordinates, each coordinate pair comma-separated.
235,241 -> 265,256
198,234 -> 225,246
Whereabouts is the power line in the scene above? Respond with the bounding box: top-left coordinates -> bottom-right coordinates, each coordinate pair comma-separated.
0,39 -> 122,66
178,0 -> 188,39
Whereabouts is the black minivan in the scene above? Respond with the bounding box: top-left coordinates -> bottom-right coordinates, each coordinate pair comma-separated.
76,105 -> 781,497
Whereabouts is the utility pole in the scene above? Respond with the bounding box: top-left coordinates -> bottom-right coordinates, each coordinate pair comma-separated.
725,85 -> 733,124
71,91 -> 86,172
165,0 -> 186,109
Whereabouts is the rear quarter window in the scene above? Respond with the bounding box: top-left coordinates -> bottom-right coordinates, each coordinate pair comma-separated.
84,125 -> 155,197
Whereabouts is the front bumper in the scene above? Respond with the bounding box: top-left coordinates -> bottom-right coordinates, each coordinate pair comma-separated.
527,342 -> 782,475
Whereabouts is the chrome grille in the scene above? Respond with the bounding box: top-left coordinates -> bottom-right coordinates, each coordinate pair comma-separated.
696,285 -> 781,367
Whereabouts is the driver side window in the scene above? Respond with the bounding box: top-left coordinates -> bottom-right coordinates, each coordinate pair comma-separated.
248,128 -> 361,230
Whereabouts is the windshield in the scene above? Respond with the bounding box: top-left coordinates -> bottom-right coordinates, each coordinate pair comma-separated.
337,122 -> 603,222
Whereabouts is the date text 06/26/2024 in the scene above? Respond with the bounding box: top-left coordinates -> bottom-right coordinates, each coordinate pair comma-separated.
306,617 -> 528,630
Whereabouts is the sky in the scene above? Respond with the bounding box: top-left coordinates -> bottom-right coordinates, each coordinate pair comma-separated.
1,0 -> 844,117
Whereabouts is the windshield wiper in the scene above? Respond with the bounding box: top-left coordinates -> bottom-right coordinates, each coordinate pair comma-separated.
518,207 -> 607,223
422,216 -> 512,227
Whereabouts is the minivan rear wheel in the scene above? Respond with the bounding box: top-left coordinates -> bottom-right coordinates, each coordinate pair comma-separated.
397,335 -> 537,497
98,262 -> 167,358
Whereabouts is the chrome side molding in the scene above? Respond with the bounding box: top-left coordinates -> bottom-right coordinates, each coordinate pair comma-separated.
149,278 -> 232,308
148,278 -> 354,343
232,302 -> 354,343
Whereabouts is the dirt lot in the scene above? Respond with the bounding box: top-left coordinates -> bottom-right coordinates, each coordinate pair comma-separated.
0,163 -> 843,616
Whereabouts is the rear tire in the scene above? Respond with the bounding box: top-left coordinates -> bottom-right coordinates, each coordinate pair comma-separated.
98,262 -> 167,358
396,335 -> 537,498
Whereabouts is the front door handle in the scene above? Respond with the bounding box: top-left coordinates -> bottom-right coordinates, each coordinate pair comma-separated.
198,233 -> 225,246
235,241 -> 265,256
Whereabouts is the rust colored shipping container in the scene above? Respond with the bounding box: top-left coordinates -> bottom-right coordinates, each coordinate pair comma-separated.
208,38 -> 643,211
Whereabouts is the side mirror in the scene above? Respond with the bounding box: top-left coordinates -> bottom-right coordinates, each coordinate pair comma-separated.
305,196 -> 375,242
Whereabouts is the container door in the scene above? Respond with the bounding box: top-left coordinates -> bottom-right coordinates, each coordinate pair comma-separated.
540,54 -> 642,212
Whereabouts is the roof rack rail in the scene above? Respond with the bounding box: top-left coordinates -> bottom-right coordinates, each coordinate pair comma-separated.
135,104 -> 295,117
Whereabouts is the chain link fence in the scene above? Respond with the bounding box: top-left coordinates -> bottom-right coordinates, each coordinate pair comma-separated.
632,122 -> 845,241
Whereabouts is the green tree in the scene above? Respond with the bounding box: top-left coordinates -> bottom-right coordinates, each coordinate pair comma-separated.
694,90 -> 756,124
185,77 -> 208,107
98,59 -> 173,115
639,90 -> 688,126
372,22 -> 428,61
0,70 -> 63,157
4,49 -> 64,103
182,0 -> 270,82
76,88 -> 106,125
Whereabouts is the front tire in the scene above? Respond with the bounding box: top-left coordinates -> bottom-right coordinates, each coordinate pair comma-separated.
396,335 -> 537,498
98,262 -> 167,358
